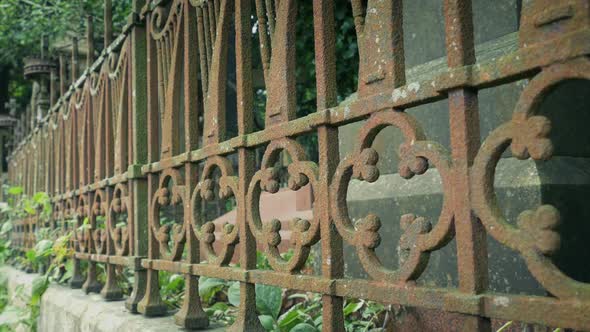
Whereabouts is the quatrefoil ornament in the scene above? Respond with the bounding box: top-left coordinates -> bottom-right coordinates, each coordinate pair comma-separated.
247,138 -> 321,273
399,143 -> 429,179
517,205 -> 561,256
511,115 -> 553,161
471,58 -> 590,301
331,110 -> 454,283
398,214 -> 432,266
150,169 -> 188,262
109,185 -> 130,256
352,148 -> 380,182
261,167 -> 281,193
355,214 -> 381,249
190,156 -> 240,266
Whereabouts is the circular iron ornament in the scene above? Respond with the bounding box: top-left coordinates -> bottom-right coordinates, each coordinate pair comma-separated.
75,195 -> 91,254
330,110 -> 454,283
52,201 -> 64,236
109,184 -> 130,256
472,57 -> 590,301
64,198 -> 76,250
91,190 -> 108,255
247,138 -> 320,273
149,168 -> 187,261
191,156 -> 239,266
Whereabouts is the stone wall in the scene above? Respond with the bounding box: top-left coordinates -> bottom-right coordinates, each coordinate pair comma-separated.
0,266 -> 224,332
337,0 -> 590,293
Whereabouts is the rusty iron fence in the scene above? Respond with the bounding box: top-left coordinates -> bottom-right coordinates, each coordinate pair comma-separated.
5,0 -> 590,330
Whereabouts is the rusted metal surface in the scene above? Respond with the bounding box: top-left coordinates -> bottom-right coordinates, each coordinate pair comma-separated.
6,0 -> 590,330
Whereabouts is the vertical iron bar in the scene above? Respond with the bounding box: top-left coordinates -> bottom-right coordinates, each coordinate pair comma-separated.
175,2 -> 208,328
231,0 -> 264,330
312,1 -> 344,331
137,1 -> 167,316
443,1 -> 490,331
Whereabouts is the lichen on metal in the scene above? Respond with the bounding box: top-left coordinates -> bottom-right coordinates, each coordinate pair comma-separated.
5,0 -> 590,331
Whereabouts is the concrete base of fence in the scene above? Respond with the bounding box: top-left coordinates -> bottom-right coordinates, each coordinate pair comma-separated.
0,266 -> 225,332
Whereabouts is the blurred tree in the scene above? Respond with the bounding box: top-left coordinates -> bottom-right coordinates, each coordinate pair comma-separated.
0,0 -> 359,162
0,0 -> 132,111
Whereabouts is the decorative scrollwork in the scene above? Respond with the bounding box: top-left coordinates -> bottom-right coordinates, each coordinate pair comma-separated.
108,41 -> 129,81
109,184 -> 130,256
190,156 -> 239,266
150,168 -> 187,261
75,195 -> 90,253
52,201 -> 65,236
471,57 -> 590,301
91,190 -> 108,255
74,82 -> 89,111
150,0 -> 183,41
89,69 -> 106,97
331,110 -> 453,283
247,138 -> 320,273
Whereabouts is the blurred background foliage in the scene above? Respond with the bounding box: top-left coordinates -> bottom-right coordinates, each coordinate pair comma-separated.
0,0 -> 359,160
0,0 -> 132,109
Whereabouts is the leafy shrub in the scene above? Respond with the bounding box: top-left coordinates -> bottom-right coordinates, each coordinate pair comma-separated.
0,187 -> 388,331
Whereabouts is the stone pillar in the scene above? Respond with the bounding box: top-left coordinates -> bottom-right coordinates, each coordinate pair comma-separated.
23,40 -> 56,127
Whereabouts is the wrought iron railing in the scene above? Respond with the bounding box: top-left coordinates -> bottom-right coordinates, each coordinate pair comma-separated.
6,0 -> 590,330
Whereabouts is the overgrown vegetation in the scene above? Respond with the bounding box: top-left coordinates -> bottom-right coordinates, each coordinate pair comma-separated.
0,186 -> 73,331
156,251 -> 390,331
0,186 -> 391,332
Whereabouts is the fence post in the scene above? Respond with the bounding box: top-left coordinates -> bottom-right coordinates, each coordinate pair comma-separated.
126,0 -> 149,314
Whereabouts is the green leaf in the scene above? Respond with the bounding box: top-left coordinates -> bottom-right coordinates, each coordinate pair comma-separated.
24,203 -> 36,216
256,284 -> 282,319
165,274 -> 184,292
277,303 -> 304,329
31,276 -> 49,305
25,249 -> 37,263
7,186 -> 23,195
78,217 -> 90,231
228,281 -> 240,307
34,239 -> 53,256
204,302 -> 229,317
313,315 -> 323,327
0,202 -> 10,213
0,305 -> 25,325
0,222 -> 12,235
59,260 -> 74,283
291,323 -> 318,332
343,300 -> 363,317
32,192 -> 48,204
258,314 -> 275,331
198,277 -> 227,303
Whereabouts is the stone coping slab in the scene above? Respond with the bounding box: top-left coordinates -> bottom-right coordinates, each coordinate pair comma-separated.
0,266 -> 226,332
